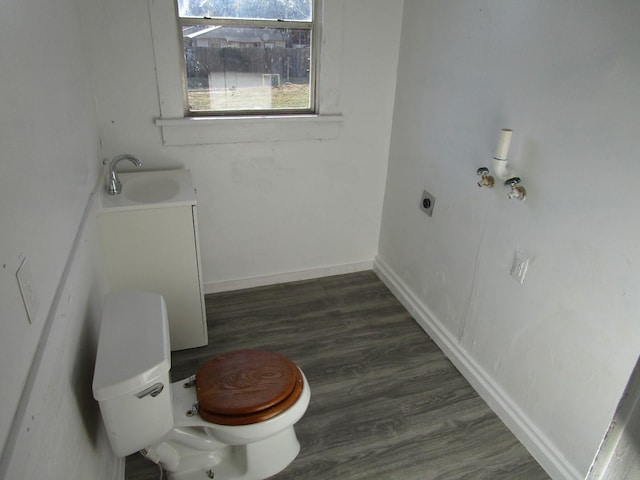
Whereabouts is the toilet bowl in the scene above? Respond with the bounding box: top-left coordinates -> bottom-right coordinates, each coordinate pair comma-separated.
92,292 -> 310,480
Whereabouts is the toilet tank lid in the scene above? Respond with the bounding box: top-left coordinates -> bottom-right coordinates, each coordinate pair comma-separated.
93,292 -> 171,401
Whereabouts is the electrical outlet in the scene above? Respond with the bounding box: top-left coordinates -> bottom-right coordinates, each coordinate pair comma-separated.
16,257 -> 39,324
420,190 -> 435,217
510,251 -> 529,284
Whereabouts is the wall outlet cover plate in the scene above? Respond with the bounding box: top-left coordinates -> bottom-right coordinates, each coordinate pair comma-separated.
510,251 -> 529,284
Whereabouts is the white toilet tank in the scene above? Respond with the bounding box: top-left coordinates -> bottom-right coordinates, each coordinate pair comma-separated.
93,292 -> 173,457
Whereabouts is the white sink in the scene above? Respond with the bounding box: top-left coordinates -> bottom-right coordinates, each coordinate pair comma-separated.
100,170 -> 197,211
124,175 -> 181,204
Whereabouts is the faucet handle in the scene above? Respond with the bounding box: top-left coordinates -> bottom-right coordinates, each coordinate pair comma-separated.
504,177 -> 521,187
505,177 -> 526,201
476,167 -> 494,188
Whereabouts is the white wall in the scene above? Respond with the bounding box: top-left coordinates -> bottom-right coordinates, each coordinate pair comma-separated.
0,0 -> 114,477
79,0 -> 404,291
378,1 -> 640,478
9,0 -> 635,477
1,201 -> 117,479
0,0 -> 403,476
588,358 -> 640,479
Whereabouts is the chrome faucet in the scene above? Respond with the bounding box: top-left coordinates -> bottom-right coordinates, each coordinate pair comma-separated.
105,154 -> 142,195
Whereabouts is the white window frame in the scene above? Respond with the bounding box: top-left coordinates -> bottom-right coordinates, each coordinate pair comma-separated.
148,0 -> 343,146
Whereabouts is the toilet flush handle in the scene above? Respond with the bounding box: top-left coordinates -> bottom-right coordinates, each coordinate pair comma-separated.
135,382 -> 164,399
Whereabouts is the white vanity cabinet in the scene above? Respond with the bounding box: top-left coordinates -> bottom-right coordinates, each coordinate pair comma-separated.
98,170 -> 207,351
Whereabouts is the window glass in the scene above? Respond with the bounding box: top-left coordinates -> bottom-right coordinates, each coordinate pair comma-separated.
183,24 -> 312,113
178,0 -> 312,21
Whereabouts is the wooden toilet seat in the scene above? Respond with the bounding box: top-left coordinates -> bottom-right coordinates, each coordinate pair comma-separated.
195,349 -> 304,426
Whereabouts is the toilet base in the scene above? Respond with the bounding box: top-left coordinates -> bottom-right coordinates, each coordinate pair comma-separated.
140,375 -> 310,480
143,426 -> 300,480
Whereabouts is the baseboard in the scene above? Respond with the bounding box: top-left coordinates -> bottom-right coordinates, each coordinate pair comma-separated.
114,457 -> 125,480
204,261 -> 374,294
373,256 -> 582,480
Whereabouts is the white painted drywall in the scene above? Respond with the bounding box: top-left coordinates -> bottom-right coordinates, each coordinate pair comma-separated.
588,358 -> 640,479
0,0 -> 114,476
0,0 -> 402,474
78,0 -> 404,290
9,0 -> 637,477
2,200 -> 116,479
378,0 -> 640,477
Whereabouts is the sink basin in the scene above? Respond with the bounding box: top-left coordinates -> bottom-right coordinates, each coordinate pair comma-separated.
100,170 -> 197,211
124,175 -> 181,204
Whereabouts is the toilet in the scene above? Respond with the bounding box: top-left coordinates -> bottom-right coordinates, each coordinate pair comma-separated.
92,292 -> 310,480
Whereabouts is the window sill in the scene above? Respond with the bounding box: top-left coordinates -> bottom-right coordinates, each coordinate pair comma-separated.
155,114 -> 343,146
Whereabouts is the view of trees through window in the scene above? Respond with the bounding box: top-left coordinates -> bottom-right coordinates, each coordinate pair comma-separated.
178,0 -> 311,21
178,0 -> 314,114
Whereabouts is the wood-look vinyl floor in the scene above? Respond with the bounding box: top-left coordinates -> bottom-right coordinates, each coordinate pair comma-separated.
125,271 -> 549,480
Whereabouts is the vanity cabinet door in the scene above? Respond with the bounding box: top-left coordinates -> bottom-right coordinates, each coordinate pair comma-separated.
99,206 -> 207,351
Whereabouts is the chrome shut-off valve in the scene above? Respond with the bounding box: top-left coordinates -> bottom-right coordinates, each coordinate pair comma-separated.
505,177 -> 526,201
476,167 -> 495,188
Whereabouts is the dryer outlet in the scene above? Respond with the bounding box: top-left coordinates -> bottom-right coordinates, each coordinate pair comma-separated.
419,190 -> 435,217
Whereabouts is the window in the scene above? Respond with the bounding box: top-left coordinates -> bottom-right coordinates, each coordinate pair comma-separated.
150,0 -> 342,145
177,0 -> 316,116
